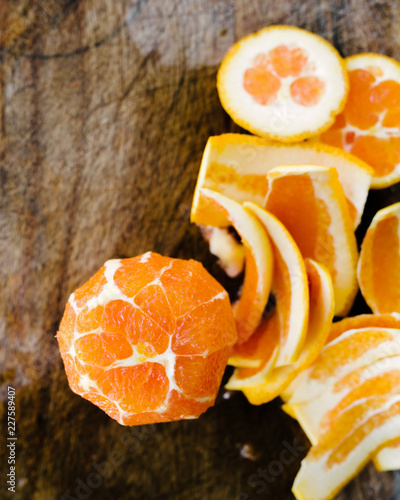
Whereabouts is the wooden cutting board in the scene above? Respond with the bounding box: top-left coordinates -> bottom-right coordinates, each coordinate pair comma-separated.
1,1 -> 400,499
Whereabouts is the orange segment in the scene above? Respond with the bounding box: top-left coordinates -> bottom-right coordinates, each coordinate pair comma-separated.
316,53 -> 400,188
57,253 -> 237,426
264,165 -> 358,316
358,202 -> 400,314
200,189 -> 273,343
236,259 -> 334,405
217,25 -> 348,141
290,76 -> 325,107
191,134 -> 372,229
75,332 -> 133,367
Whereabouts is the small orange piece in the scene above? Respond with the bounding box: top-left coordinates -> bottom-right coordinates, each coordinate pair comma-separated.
316,53 -> 400,188
357,202 -> 400,314
264,165 -> 358,316
57,253 -> 237,425
217,26 -> 348,141
200,189 -> 274,344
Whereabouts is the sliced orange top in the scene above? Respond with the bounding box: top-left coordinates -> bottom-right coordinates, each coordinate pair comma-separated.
57,253 -> 237,426
357,202 -> 400,314
217,26 -> 348,142
264,165 -> 358,316
316,53 -> 400,188
191,134 -> 372,229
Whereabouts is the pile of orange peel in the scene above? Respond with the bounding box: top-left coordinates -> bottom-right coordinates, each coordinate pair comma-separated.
57,25 -> 400,500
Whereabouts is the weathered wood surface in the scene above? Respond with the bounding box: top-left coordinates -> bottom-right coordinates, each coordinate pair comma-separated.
1,1 -> 400,499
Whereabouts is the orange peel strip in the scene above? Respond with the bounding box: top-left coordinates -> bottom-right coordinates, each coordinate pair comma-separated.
200,189 -> 274,343
264,165 -> 358,316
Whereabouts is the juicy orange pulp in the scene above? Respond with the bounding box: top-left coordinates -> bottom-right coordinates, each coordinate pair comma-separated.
244,45 -> 326,108
320,66 -> 400,184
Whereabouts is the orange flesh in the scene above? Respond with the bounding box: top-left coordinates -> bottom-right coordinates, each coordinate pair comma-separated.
243,45 -> 325,107
290,77 -> 325,107
360,216 -> 400,313
319,68 -> 400,179
264,175 -> 335,279
57,254 -> 237,425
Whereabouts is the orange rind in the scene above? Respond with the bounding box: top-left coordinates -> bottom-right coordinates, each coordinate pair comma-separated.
217,26 -> 349,142
264,165 -> 358,316
328,312 -> 400,342
231,259 -> 334,405
200,189 -> 274,343
316,53 -> 400,188
358,202 -> 400,314
292,393 -> 400,500
287,351 -> 400,445
229,204 -> 308,369
227,204 -> 309,375
286,327 -> 400,407
191,134 -> 372,229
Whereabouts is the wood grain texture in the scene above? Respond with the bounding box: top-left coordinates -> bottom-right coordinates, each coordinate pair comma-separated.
1,1 -> 400,499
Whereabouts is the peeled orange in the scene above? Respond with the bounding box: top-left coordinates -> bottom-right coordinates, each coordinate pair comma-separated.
57,253 -> 237,425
